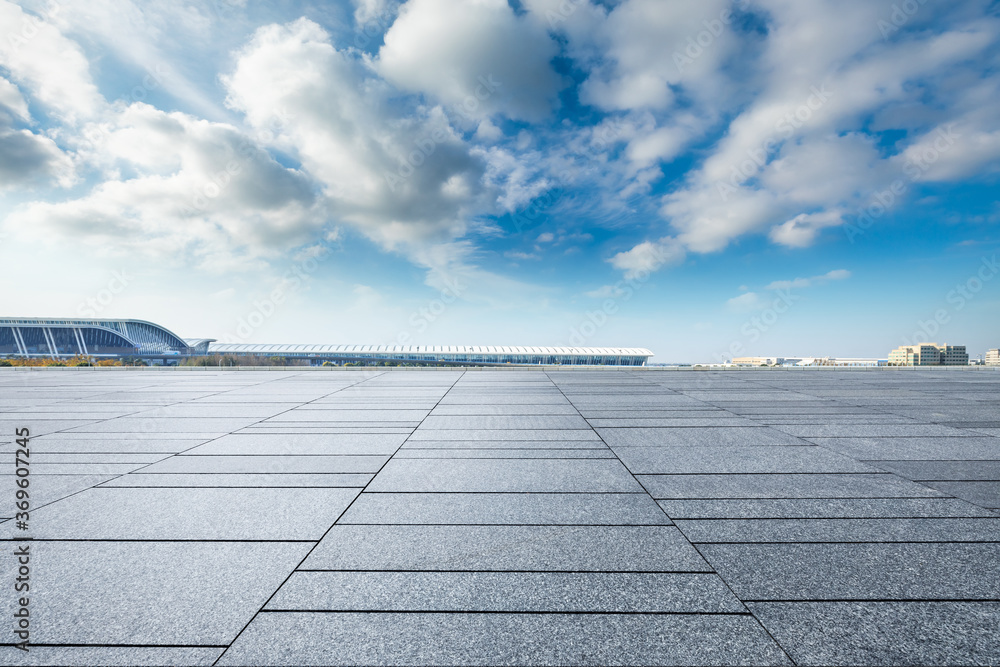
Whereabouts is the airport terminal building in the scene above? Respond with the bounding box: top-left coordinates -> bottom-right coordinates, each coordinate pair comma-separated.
0,318 -> 652,366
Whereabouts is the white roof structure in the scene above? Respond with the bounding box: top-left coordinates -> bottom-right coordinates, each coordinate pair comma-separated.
209,344 -> 652,356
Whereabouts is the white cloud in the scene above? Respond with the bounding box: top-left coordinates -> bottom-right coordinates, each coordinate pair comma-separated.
4,103 -> 323,269
765,269 -> 851,291
649,5 -> 1000,259
585,284 -> 626,299
223,18 -> 492,255
573,0 -> 741,112
0,0 -> 103,123
727,291 -> 766,312
769,210 -> 845,248
728,268 -> 850,312
609,237 -> 685,279
0,75 -> 75,189
378,0 -> 563,122
353,0 -> 399,26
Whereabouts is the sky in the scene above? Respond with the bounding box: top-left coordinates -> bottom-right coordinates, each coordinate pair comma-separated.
1,0 -> 998,363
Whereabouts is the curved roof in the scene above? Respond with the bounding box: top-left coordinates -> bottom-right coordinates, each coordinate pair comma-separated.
1,318 -> 189,353
208,344 -> 653,356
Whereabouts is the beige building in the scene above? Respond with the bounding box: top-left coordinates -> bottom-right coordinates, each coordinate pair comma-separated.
888,343 -> 968,366
987,349 -> 1000,366
732,356 -> 782,366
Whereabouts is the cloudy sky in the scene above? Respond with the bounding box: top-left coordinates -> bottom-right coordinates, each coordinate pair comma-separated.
1,0 -> 998,361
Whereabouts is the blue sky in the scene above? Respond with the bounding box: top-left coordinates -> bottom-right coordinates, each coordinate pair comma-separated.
1,0 -> 998,362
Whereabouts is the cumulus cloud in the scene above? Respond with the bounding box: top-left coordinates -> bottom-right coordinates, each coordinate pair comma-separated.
224,18 -> 491,255
0,76 -> 75,189
643,3 -> 1000,262
608,237 -> 685,279
5,103 -> 323,269
0,0 -> 103,123
378,0 -> 563,122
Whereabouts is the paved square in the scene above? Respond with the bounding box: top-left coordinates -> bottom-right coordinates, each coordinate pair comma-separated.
1,368 -> 998,665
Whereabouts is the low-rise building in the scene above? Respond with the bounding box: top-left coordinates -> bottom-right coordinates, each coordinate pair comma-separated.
986,349 -> 1000,366
888,343 -> 968,366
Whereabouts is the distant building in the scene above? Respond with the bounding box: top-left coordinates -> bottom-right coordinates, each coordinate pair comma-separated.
987,349 -> 1000,366
809,358 -> 886,367
888,343 -> 968,366
732,356 -> 782,366
731,356 -> 885,367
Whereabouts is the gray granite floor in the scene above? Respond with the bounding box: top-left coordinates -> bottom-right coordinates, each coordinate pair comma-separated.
1,368 -> 998,666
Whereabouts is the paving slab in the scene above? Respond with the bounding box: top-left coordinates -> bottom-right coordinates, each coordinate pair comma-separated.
587,417 -> 760,427
0,647 -> 224,666
304,525 -> 711,571
700,542 -> 1000,599
393,448 -> 617,458
597,427 -> 805,447
96,472 -> 372,487
186,433 -> 407,455
872,460 -> 1000,480
366,458 -> 643,492
407,429 -> 601,441
808,436 -> 1000,460
675,517 -> 1000,542
218,612 -> 791,666
0,473 -> 112,508
748,602 -> 1000,666
773,424 -> 973,437
658,497 -> 998,519
614,446 -> 875,474
266,571 -> 744,612
340,492 -> 670,524
0,541 -> 310,644
3,487 -> 359,539
401,438 -> 605,449
923,481 -> 1000,509
63,417 -> 261,433
137,454 -> 388,473
639,473 -> 945,499
418,415 -> 591,430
